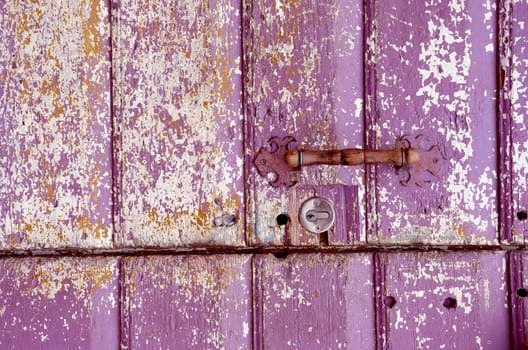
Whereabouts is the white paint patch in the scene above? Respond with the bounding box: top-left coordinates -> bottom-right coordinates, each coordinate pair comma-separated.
242,322 -> 249,337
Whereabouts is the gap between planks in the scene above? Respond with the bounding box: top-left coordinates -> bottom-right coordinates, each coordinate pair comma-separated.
0,244 -> 526,258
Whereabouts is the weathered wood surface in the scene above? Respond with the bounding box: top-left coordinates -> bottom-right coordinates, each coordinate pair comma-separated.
0,0 -> 526,348
112,0 -> 244,247
244,0 -> 365,246
0,257 -> 119,349
509,252 -> 528,349
377,252 -> 510,349
0,1 -> 113,249
121,255 -> 251,349
253,253 -> 375,349
0,253 -> 521,348
367,0 -> 498,244
501,0 -> 528,243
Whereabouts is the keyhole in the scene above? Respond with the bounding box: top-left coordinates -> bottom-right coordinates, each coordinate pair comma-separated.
306,210 -> 330,222
299,197 -> 335,234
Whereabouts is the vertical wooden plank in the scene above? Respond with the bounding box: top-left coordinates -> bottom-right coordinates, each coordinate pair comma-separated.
378,252 -> 510,349
367,0 -> 498,244
0,1 -> 112,248
500,0 -> 528,243
253,253 -> 375,349
112,0 -> 244,247
121,255 -> 252,349
0,257 -> 119,349
510,252 -> 528,349
244,0 -> 365,246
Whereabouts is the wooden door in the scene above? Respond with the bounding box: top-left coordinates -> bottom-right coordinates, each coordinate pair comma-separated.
1,0 -> 527,349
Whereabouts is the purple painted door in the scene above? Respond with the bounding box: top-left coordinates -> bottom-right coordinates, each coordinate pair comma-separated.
0,0 -> 527,349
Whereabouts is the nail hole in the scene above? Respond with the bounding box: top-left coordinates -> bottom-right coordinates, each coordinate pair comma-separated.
443,297 -> 457,309
517,288 -> 528,297
276,213 -> 289,226
517,211 -> 528,221
384,296 -> 397,309
273,252 -> 289,259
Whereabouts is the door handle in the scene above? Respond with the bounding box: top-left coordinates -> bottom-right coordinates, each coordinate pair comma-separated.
283,146 -> 418,168
254,134 -> 446,188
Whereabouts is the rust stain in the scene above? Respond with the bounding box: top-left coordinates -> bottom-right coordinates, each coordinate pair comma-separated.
25,259 -> 115,299
76,216 -> 107,239
499,67 -> 505,90
82,1 -> 104,57
41,183 -> 55,203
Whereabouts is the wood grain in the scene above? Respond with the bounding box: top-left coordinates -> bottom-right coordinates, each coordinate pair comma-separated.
121,255 -> 252,350
253,253 -> 375,349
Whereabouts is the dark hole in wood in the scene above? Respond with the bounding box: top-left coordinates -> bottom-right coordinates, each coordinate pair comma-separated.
273,252 -> 289,259
443,297 -> 457,309
517,288 -> 528,297
276,214 -> 289,226
517,211 -> 528,221
319,231 -> 329,246
384,296 -> 397,309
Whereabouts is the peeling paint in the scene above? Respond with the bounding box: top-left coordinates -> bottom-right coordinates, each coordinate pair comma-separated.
381,252 -> 510,349
113,0 -> 244,247
0,0 -> 113,248
368,0 -> 498,245
0,257 -> 119,348
506,0 -> 528,242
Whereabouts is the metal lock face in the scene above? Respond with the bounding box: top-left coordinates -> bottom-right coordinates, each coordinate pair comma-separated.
299,197 -> 336,233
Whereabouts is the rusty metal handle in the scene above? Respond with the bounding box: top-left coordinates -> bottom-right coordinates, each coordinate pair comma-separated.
284,148 -> 420,168
253,135 -> 445,188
